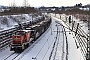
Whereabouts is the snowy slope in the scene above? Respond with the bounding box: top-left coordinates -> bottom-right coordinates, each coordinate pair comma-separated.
0,14 -> 43,31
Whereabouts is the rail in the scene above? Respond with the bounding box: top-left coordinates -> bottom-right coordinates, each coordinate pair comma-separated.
49,21 -> 68,60
63,17 -> 88,60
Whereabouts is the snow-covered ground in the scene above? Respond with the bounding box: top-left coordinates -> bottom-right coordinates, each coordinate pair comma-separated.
52,13 -> 89,34
0,16 -> 84,60
51,13 -> 87,60
72,15 -> 88,34
53,17 -> 84,60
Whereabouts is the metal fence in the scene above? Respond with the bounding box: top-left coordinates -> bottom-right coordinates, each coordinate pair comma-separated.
0,28 -> 17,50
53,13 -> 89,60
63,15 -> 88,60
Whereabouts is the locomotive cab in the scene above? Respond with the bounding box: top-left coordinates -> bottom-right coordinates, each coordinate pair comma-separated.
10,30 -> 31,51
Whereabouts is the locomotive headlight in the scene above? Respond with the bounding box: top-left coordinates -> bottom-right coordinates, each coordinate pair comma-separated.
22,44 -> 25,50
10,44 -> 12,48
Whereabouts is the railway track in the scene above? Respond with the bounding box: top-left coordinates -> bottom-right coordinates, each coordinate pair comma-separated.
0,16 -> 51,60
46,20 -> 69,60
0,21 -> 52,60
0,34 -> 43,60
0,16 -> 44,50
0,51 -> 20,60
52,14 -> 88,60
0,17 -> 68,60
15,21 -> 53,60
64,20 -> 88,60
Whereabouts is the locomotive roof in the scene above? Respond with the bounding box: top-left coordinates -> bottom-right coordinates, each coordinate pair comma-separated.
18,30 -> 31,32
29,25 -> 40,28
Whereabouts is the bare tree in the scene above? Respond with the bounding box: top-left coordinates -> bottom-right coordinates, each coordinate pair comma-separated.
9,0 -> 16,7
23,0 -> 29,7
13,0 -> 16,7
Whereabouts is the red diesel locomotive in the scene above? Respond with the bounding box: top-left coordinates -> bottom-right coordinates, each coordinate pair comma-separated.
10,30 -> 32,51
10,16 -> 51,52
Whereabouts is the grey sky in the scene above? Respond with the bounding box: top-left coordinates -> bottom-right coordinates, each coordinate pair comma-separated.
0,0 -> 89,7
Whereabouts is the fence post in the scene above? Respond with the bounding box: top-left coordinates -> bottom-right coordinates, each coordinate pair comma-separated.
60,15 -> 61,19
65,16 -> 67,22
75,23 -> 79,36
72,21 -> 75,31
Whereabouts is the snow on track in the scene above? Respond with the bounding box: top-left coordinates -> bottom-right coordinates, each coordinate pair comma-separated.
15,18 -> 58,60
0,15 -> 84,60
52,16 -> 84,60
0,48 -> 14,60
15,17 -> 69,60
3,53 -> 20,60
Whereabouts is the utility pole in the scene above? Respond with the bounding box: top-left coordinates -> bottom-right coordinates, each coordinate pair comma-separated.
23,0 -> 29,13
50,4 -> 52,35
23,0 -> 28,7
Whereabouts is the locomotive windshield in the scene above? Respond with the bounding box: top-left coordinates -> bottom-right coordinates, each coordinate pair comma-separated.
15,31 -> 26,35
